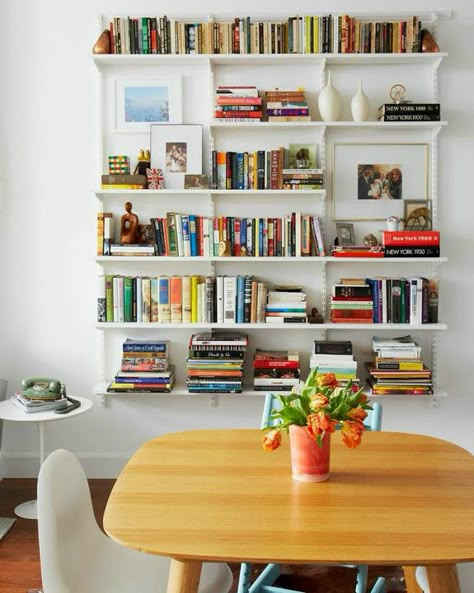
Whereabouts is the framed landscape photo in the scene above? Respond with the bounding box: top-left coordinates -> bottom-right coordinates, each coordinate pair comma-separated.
332,143 -> 429,221
404,199 -> 432,230
150,124 -> 203,189
115,78 -> 182,132
336,222 -> 355,246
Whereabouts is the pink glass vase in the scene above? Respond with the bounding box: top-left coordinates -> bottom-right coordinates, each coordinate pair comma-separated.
289,425 -> 331,482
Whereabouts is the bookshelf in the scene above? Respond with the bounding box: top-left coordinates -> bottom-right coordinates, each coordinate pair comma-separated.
93,11 -> 447,406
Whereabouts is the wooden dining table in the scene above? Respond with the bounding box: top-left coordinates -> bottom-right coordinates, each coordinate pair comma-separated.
103,429 -> 474,593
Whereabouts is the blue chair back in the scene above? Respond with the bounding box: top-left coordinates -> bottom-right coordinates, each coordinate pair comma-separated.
261,392 -> 382,431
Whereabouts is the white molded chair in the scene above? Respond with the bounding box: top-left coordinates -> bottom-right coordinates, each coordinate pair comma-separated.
38,448 -> 233,593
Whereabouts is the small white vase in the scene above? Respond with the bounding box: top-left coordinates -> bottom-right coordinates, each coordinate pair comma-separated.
351,77 -> 370,122
318,71 -> 341,122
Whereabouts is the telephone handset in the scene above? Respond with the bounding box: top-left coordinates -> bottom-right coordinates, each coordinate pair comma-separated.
21,377 -> 62,400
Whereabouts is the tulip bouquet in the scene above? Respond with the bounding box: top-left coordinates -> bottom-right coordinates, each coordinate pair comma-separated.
262,368 -> 373,451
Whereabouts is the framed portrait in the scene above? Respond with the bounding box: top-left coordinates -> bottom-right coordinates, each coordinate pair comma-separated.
150,124 -> 203,189
336,222 -> 355,246
404,199 -> 432,230
184,174 -> 209,189
332,143 -> 429,221
114,78 -> 182,132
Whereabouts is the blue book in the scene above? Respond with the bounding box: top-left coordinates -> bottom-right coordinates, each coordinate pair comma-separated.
236,275 -> 245,323
181,215 -> 191,257
188,214 -> 198,256
258,218 -> 264,257
240,217 -> 247,252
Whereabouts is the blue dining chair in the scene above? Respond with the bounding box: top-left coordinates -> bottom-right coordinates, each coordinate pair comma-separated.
237,394 -> 385,593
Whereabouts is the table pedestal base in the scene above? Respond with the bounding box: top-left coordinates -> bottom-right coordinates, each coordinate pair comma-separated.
15,499 -> 37,520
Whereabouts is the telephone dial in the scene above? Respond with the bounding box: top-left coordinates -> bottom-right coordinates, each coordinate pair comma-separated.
21,377 -> 81,413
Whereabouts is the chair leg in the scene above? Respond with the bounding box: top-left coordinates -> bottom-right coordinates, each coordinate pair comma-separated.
249,564 -> 282,593
369,577 -> 386,593
355,565 -> 368,593
238,563 -> 253,593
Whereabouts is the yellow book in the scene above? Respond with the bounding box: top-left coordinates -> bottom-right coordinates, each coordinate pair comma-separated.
191,275 -> 199,323
182,276 -> 191,323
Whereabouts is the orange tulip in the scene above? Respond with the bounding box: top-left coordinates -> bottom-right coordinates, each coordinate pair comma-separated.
262,429 -> 282,451
348,408 -> 368,422
317,373 -> 338,388
307,412 -> 337,439
340,420 -> 365,449
309,393 -> 329,411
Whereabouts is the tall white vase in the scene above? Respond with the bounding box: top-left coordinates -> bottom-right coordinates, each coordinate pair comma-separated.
318,71 -> 341,122
351,77 -> 370,122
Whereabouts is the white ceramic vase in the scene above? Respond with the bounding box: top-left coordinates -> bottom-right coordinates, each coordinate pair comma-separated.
351,77 -> 370,122
318,71 -> 341,122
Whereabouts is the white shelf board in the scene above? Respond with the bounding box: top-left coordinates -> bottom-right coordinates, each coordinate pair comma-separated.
210,120 -> 446,130
95,321 -> 447,330
95,256 -> 446,263
326,256 -> 447,263
95,188 -> 325,196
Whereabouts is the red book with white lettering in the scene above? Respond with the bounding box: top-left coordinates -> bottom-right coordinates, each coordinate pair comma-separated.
381,230 -> 440,246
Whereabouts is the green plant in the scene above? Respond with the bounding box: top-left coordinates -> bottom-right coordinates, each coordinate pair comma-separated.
262,368 -> 372,451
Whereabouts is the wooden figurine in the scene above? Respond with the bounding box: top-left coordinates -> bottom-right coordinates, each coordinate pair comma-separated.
120,202 -> 139,244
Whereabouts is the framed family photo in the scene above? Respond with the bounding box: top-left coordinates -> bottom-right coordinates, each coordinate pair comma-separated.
150,124 -> 203,189
114,77 -> 182,132
336,222 -> 355,246
332,143 -> 429,221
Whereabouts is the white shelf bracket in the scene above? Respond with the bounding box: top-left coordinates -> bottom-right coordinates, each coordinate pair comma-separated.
209,394 -> 218,407
100,394 -> 107,407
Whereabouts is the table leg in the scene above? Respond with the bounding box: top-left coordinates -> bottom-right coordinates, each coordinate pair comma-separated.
403,566 -> 423,593
426,564 -> 460,593
14,421 -> 45,520
167,559 -> 202,593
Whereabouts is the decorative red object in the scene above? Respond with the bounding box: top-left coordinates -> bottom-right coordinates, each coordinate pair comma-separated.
289,425 -> 331,482
146,168 -> 165,190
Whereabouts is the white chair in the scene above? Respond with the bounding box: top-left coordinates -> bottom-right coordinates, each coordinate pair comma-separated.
37,448 -> 233,593
415,566 -> 430,592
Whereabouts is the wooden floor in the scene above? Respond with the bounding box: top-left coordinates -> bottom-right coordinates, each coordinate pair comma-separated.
0,478 -> 406,593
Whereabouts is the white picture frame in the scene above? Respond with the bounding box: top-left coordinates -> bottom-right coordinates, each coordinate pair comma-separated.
150,124 -> 203,189
114,78 -> 182,133
332,143 -> 429,221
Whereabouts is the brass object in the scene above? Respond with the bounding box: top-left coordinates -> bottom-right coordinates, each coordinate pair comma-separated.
93,30 -> 111,54
404,207 -> 432,230
363,234 -> 379,247
421,29 -> 440,53
389,84 -> 407,104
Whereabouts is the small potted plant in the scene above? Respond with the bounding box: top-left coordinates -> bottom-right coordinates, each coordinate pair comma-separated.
295,147 -> 311,169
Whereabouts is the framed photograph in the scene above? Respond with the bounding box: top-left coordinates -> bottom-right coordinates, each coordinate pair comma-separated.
184,174 -> 209,189
114,78 -> 182,132
404,199 -> 432,230
336,222 -> 355,246
150,124 -> 203,189
332,143 -> 429,221
288,143 -> 318,169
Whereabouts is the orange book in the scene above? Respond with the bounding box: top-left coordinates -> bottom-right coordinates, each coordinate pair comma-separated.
170,276 -> 183,323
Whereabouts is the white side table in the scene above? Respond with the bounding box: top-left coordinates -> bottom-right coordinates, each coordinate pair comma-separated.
0,396 -> 93,519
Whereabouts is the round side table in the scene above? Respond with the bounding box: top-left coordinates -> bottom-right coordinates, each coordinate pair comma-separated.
0,396 -> 93,519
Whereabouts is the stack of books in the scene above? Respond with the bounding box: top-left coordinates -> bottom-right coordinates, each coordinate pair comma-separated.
282,169 -> 324,190
310,340 -> 359,388
186,332 -> 248,393
330,280 -> 374,323
366,335 -> 433,396
331,245 -> 384,257
265,89 -> 310,122
252,349 -> 300,392
101,174 -> 147,189
381,230 -> 440,258
265,286 -> 307,323
378,102 -> 440,122
214,85 -> 263,122
11,391 -> 67,414
107,339 -> 175,392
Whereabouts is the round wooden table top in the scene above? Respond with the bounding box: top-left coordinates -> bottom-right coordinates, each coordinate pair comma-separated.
104,429 -> 474,567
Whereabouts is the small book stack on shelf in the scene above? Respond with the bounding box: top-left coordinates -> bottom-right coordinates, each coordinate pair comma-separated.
186,332 -> 248,393
214,85 -> 263,122
381,230 -> 440,258
310,340 -> 359,388
101,174 -> 147,189
366,335 -> 433,396
330,280 -> 374,323
252,349 -> 300,391
265,286 -> 307,324
264,89 -> 310,122
331,245 -> 384,257
107,339 -> 175,393
378,102 -> 440,122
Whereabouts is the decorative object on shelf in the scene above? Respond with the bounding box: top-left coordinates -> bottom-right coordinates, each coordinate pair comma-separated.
308,307 -> 324,324
333,143 -> 428,221
146,168 -> 165,189
92,30 -> 111,54
350,77 -> 370,122
261,369 -> 372,482
363,233 -> 379,247
386,216 -> 402,231
150,124 -> 203,189
317,71 -> 341,122
120,202 -> 140,244
389,83 -> 408,104
336,222 -> 355,246
184,174 -> 209,189
288,143 -> 317,169
108,155 -> 130,175
114,77 -> 182,132
421,29 -> 440,53
133,149 -> 151,177
403,200 -> 432,230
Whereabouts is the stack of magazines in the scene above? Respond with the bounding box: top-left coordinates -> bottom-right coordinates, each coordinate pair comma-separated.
11,391 -> 67,414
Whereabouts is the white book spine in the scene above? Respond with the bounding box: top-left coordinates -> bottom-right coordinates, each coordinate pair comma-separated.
135,276 -> 142,323
216,276 -> 224,324
175,213 -> 184,256
223,276 -> 237,323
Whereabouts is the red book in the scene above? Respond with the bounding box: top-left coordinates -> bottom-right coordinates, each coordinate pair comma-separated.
216,96 -> 263,105
381,230 -> 440,246
214,111 -> 263,118
332,250 -> 384,257
253,360 -> 300,369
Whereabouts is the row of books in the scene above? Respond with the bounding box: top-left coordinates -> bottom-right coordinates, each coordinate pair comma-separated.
107,339 -> 175,392
214,85 -> 263,122
252,349 -> 300,391
265,89 -> 311,123
210,149 -> 324,191
367,335 -> 432,395
331,278 -> 439,324
105,14 -> 430,55
186,332 -> 248,393
148,213 -> 326,258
